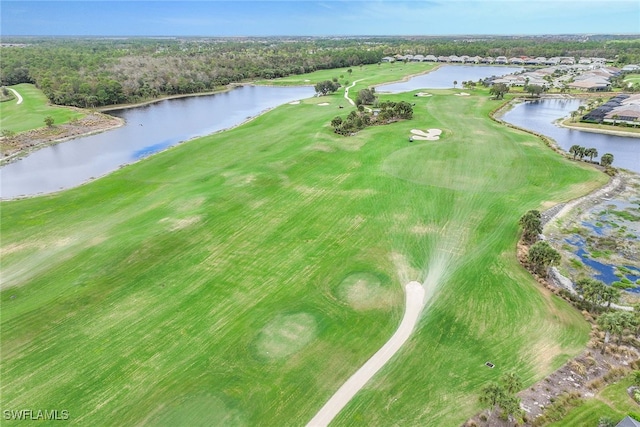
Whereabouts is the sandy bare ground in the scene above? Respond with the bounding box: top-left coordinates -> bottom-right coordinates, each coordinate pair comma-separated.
318,102 -> 330,106
410,128 -> 442,141
415,92 -> 432,97
8,88 -> 23,104
289,100 -> 301,105
306,281 -> 426,427
455,92 -> 470,96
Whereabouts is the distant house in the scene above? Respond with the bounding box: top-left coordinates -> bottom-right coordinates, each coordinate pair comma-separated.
381,56 -> 395,63
449,55 -> 464,63
604,104 -> 640,124
495,56 -> 508,64
480,56 -> 494,64
411,54 -> 424,62
424,55 -> 438,62
437,56 -> 449,62
509,57 -> 524,65
468,56 -> 482,64
568,77 -> 611,91
616,416 -> 640,427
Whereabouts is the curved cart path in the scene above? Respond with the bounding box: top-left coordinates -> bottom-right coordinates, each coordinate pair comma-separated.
306,281 -> 426,427
343,79 -> 365,106
8,88 -> 23,105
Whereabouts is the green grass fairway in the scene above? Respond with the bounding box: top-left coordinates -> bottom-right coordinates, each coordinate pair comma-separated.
548,376 -> 640,426
624,73 -> 640,86
257,61 -> 438,95
0,83 -> 84,133
0,81 -> 606,425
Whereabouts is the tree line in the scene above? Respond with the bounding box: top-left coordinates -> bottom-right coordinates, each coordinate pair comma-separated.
2,35 -> 639,108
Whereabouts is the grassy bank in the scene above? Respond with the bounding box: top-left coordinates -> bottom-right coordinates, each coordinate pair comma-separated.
0,83 -> 84,133
0,75 -> 605,425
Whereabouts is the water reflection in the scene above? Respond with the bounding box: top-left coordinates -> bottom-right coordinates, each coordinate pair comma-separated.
501,98 -> 640,173
0,85 -> 313,198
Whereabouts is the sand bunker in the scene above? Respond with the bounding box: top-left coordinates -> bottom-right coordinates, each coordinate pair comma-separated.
409,128 -> 442,141
455,92 -> 470,96
415,92 -> 432,97
289,100 -> 301,105
318,102 -> 330,106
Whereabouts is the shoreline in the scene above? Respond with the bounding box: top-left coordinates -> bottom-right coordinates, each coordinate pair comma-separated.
1,111 -> 125,166
1,100 -> 290,201
556,118 -> 640,138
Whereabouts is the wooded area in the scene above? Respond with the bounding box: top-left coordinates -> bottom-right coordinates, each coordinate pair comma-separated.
2,35 -> 639,108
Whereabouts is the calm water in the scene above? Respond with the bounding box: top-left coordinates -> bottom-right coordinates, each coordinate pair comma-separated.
0,85 -> 313,199
501,98 -> 640,173
376,65 -> 524,92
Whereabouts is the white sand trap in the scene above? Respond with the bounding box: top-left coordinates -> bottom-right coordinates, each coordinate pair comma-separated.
415,92 -> 432,97
304,79 -> 311,82
410,128 -> 442,141
318,102 -> 330,106
289,100 -> 301,105
455,92 -> 470,96
307,281 -> 425,427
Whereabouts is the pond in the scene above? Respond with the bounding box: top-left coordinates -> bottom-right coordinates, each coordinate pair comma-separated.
0,85 -> 314,199
376,65 -> 524,92
500,98 -> 640,173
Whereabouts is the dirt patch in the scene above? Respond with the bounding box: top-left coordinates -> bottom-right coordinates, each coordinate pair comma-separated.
254,313 -> 317,359
318,102 -> 330,106
337,272 -> 393,311
1,112 -> 124,165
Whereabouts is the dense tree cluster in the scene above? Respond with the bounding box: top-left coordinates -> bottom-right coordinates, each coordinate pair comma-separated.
0,38 -> 382,107
355,88 -> 376,106
489,83 -> 510,100
314,80 -> 341,96
1,35 -> 638,108
331,101 -> 413,135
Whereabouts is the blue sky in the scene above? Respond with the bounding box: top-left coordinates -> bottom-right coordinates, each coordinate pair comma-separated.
2,1 -> 639,36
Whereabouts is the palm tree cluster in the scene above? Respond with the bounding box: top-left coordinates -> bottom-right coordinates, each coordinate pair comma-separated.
479,371 -> 524,423
574,277 -> 621,312
569,144 -> 599,162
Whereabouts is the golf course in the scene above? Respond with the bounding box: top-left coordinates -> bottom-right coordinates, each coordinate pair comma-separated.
0,64 -> 607,426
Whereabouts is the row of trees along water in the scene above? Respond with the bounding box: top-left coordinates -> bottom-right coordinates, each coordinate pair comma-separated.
2,35 -> 639,108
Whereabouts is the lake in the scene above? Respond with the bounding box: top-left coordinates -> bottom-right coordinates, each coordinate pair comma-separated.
376,65 -> 524,92
500,98 -> 640,173
0,85 -> 313,199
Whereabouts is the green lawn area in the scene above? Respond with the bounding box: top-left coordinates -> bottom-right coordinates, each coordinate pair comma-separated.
256,61 -> 438,95
0,70 -> 606,426
624,73 -> 640,86
0,83 -> 84,133
549,376 -> 640,426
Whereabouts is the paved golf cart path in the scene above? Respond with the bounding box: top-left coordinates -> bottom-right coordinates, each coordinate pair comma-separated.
343,79 -> 366,106
306,281 -> 426,427
8,88 -> 23,105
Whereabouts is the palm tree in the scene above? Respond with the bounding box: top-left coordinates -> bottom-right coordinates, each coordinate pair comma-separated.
598,312 -> 620,354
601,153 -> 614,167
569,144 -> 582,159
479,382 -> 505,418
500,372 -> 523,394
585,147 -> 598,162
453,80 -> 458,88
577,146 -> 587,160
